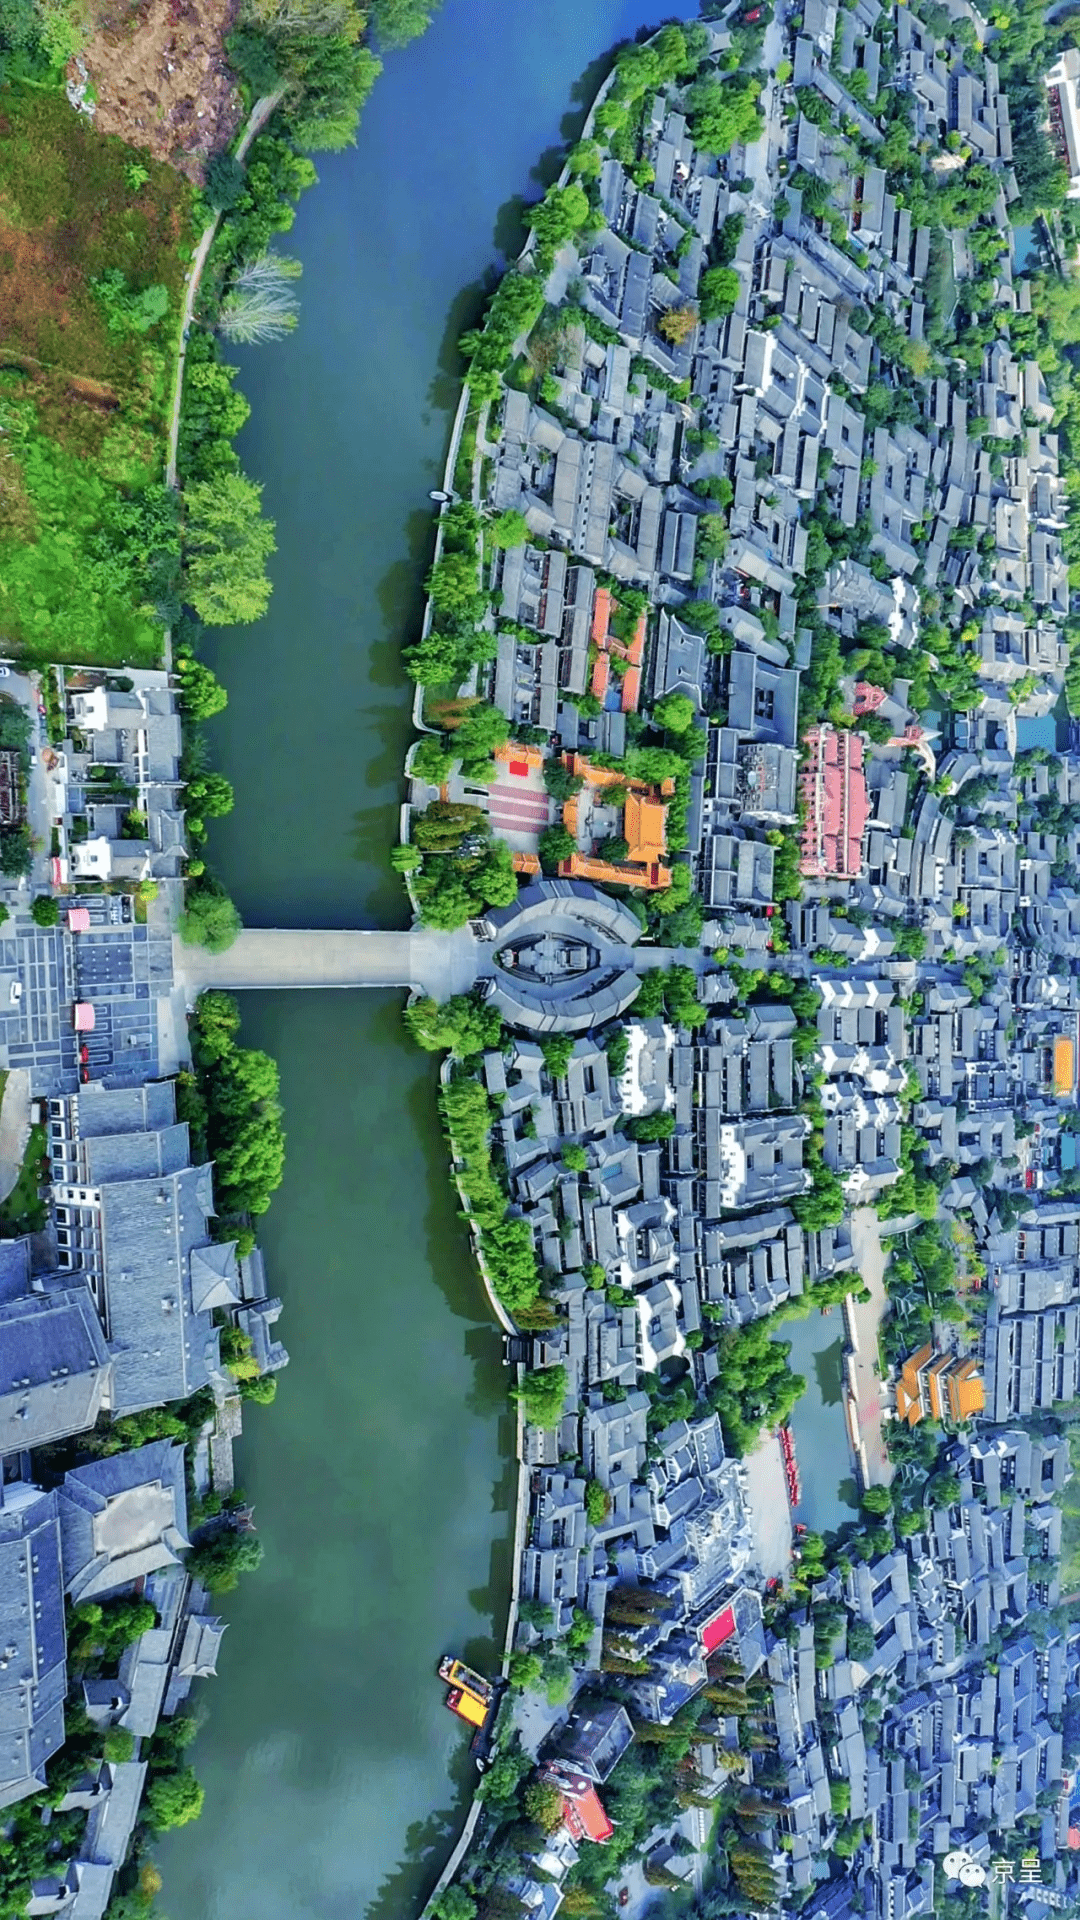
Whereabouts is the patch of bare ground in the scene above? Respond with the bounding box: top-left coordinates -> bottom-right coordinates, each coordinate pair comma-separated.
76,0 -> 244,179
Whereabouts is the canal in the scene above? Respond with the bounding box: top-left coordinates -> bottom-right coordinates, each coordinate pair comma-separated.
158,2 -> 690,1915
781,1311 -> 861,1538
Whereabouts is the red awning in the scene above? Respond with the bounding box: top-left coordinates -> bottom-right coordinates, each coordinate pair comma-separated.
701,1604 -> 736,1653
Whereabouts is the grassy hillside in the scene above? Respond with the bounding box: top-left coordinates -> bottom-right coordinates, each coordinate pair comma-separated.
0,87 -> 194,665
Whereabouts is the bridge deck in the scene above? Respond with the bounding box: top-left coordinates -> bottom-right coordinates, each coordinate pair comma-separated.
173,928 -> 481,1000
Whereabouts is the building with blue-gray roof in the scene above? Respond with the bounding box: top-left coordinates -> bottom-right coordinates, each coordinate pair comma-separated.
0,1483 -> 67,1809
58,1441 -> 189,1605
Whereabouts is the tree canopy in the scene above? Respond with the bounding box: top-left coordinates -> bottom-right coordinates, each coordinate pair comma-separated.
685,77 -> 763,155
179,878 -> 242,954
183,472 -> 276,626
403,992 -> 504,1058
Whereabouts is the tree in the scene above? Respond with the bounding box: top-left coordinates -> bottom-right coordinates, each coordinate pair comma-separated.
145,1765 -> 204,1831
524,1778 -> 565,1832
412,801 -> 488,851
240,1372 -> 278,1404
390,842 -> 421,873
861,1485 -> 892,1516
183,472 -> 276,626
698,265 -> 740,319
562,1143 -> 588,1172
404,627 -> 473,687
453,702 -> 509,776
92,268 -> 170,335
30,895 -> 58,927
426,549 -> 485,623
367,0 -> 440,41
894,925 -> 926,960
540,1033 -> 574,1078
403,992 -> 503,1058
219,1325 -> 260,1380
186,1527 -> 265,1593
543,760 -> 584,803
654,691 -> 695,733
585,1479 -> 608,1525
846,1620 -> 875,1662
204,152 -> 247,210
527,182 -> 591,254
491,509 -> 528,548
103,1727 -> 135,1763
697,514 -> 728,562
686,76 -> 763,155
411,735 -> 453,784
175,653 -> 228,720
180,880 -> 242,953
658,303 -> 698,345
431,1889 -> 477,1920
538,823 -> 575,871
185,773 -> 235,818
0,828 -> 32,877
219,252 -> 302,343
627,1111 -> 676,1141
190,989 -> 241,1064
508,1648 -> 543,1689
515,1365 -> 567,1428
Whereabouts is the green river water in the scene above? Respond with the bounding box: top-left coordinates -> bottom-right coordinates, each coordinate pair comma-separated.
158,3 -> 691,1914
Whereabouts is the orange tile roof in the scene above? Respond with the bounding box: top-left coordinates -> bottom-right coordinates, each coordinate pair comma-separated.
625,792 -> 667,864
591,586 -> 612,645
560,853 -> 672,891
1054,1036 -> 1075,1096
591,652 -> 610,701
495,741 -> 544,770
621,665 -> 641,713
949,1360 -> 985,1421
896,1344 -> 983,1427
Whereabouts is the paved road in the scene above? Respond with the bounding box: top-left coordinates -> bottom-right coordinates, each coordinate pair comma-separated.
173,927 -> 481,1001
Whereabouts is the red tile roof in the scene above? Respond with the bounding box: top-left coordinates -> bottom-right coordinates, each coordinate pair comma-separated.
800,725 -> 871,879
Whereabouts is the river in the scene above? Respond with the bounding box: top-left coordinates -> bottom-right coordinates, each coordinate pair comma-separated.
158,4 -> 690,1916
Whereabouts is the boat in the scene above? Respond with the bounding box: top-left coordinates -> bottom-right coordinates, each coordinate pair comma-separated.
438,1655 -> 494,1705
439,1655 -> 503,1763
778,1423 -> 802,1507
446,1686 -> 487,1728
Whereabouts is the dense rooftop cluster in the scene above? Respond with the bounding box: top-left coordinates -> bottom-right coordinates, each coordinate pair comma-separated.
410,1 -> 1080,1916
0,666 -> 285,1920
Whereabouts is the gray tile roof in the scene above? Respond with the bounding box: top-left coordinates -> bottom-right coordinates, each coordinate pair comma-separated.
0,1486 -> 66,1809
0,1283 -> 112,1452
59,1440 -> 189,1603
